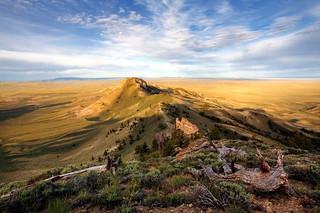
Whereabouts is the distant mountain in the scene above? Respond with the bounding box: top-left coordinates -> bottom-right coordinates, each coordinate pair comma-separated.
43,77 -> 120,81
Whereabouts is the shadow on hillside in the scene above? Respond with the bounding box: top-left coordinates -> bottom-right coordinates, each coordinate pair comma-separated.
0,101 -> 72,122
0,105 -> 36,122
0,145 -> 11,172
185,103 -> 320,151
9,118 -> 119,159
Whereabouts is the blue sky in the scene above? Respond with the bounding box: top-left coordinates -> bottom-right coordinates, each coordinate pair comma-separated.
0,0 -> 320,80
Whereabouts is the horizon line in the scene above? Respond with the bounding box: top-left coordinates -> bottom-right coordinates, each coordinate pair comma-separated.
1,76 -> 320,82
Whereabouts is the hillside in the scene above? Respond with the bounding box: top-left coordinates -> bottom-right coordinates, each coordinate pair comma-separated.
0,78 -> 320,212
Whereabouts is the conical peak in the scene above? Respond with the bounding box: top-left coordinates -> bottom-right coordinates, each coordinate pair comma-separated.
121,77 -> 161,94
121,77 -> 147,88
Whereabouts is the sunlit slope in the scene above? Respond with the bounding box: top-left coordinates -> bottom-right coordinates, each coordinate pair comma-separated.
0,78 -> 173,182
0,78 -> 319,183
0,80 -> 119,182
150,79 -> 320,132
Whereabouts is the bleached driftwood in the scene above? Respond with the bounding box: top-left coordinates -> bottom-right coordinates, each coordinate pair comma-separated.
45,165 -> 107,182
1,155 -> 122,200
0,165 -> 107,200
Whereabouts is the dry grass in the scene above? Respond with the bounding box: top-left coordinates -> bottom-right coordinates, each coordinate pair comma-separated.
150,79 -> 320,132
0,78 -> 319,182
0,80 -> 119,182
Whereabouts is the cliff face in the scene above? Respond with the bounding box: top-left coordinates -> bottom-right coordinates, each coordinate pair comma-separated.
175,117 -> 199,136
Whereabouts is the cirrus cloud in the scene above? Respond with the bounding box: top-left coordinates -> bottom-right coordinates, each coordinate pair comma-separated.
0,0 -> 320,80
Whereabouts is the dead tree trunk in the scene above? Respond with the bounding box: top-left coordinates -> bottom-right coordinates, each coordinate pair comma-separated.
204,150 -> 289,192
256,148 -> 271,173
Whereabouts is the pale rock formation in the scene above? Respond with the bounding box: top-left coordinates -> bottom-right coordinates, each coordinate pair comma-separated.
175,117 -> 199,136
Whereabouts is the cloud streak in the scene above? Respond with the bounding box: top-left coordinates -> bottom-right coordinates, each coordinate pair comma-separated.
0,0 -> 320,80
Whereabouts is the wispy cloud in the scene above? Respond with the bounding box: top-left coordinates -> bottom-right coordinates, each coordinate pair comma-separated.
267,15 -> 301,35
0,0 -> 320,80
215,0 -> 233,14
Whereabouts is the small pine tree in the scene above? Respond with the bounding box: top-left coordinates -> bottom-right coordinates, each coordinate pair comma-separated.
152,139 -> 158,151
135,142 -> 150,160
209,128 -> 221,140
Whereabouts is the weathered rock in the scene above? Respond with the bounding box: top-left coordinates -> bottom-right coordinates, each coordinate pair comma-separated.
175,117 -> 199,136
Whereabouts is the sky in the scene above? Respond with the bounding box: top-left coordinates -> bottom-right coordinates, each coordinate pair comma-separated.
0,0 -> 320,80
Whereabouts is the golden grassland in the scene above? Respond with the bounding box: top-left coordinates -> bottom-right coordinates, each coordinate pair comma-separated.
0,78 -> 319,182
0,80 -> 119,140
0,80 -> 120,182
150,79 -> 320,132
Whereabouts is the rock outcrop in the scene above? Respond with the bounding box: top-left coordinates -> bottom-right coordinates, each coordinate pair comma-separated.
175,117 -> 199,136
123,77 -> 162,95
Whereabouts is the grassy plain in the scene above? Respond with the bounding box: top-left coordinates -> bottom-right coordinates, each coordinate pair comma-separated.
150,79 -> 320,132
0,78 -> 319,182
0,80 -> 119,182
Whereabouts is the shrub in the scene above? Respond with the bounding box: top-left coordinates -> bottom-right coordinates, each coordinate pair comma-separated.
242,153 -> 258,168
142,169 -> 163,188
15,182 -> 74,212
135,142 -> 150,160
159,164 -> 180,177
47,198 -> 70,213
208,182 -> 251,210
119,161 -> 143,176
85,171 -> 100,192
143,193 -> 162,207
115,205 -> 137,213
226,204 -> 248,213
0,181 -> 25,197
162,130 -> 190,157
167,175 -> 192,189
152,139 -> 158,151
194,152 -> 207,161
209,128 -> 221,140
256,143 -> 269,150
72,190 -> 92,207
68,171 -> 112,195
310,190 -> 320,202
100,184 -> 122,205
179,156 -> 202,168
162,141 -> 174,156
197,152 -> 223,172
286,164 -> 320,185
158,123 -> 167,130
171,130 -> 190,148
225,152 -> 246,163
194,182 -> 251,211
123,175 -> 144,203
145,151 -> 161,159
163,192 -> 191,207
209,161 -> 224,173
